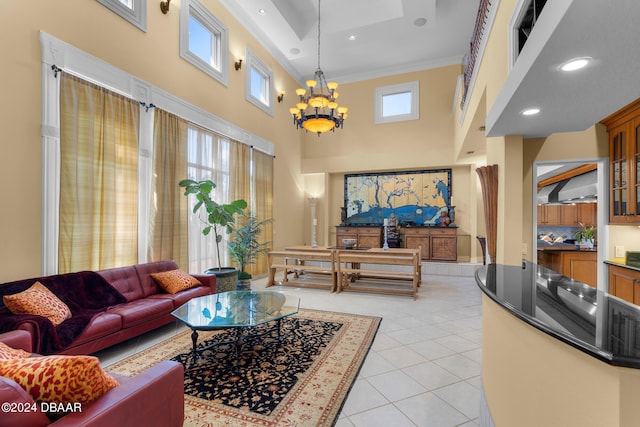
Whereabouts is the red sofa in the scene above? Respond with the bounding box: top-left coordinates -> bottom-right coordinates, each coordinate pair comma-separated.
0,260 -> 216,355
0,330 -> 184,427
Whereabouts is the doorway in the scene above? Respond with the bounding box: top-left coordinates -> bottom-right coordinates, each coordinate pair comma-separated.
533,159 -> 608,290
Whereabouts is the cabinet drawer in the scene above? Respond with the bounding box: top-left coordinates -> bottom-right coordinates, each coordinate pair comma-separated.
405,228 -> 430,236
430,228 -> 456,236
337,227 -> 358,234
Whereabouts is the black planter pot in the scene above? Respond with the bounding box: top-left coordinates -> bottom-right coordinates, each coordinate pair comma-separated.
204,267 -> 238,293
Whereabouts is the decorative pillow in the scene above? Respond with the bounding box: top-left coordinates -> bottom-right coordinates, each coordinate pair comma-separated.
151,269 -> 201,294
0,342 -> 31,360
0,355 -> 118,404
3,282 -> 72,326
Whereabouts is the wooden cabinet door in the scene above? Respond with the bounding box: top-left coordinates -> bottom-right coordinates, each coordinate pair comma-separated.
544,205 -> 561,225
609,265 -> 636,303
560,204 -> 578,226
405,236 -> 429,260
358,227 -> 382,248
610,122 -> 631,223
577,203 -> 597,226
336,227 -> 357,246
561,251 -> 596,287
430,229 -> 457,261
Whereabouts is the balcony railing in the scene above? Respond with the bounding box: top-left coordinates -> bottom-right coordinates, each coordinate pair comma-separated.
461,0 -> 492,109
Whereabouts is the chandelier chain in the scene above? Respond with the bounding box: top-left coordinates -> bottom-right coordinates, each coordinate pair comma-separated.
317,0 -> 321,71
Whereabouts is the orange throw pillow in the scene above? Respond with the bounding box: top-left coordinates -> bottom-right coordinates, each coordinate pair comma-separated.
3,282 -> 72,326
151,269 -> 201,294
0,355 -> 118,404
0,342 -> 31,360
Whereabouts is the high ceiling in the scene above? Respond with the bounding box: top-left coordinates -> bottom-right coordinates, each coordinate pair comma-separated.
220,0 -> 480,84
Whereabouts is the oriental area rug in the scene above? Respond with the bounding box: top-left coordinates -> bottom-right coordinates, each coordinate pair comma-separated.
107,309 -> 381,426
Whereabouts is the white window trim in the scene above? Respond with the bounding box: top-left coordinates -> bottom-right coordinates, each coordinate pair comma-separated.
39,31 -> 273,274
180,0 -> 229,87
97,0 -> 147,33
374,81 -> 420,124
245,48 -> 274,116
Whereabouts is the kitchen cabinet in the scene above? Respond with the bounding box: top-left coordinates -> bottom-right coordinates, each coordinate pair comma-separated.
335,226 -> 382,248
404,227 -> 457,261
602,99 -> 640,224
537,203 -> 596,227
609,264 -> 640,305
576,203 -> 597,226
537,249 -> 597,287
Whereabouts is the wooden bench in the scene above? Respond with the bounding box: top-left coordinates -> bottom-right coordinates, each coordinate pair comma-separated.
266,250 -> 336,291
335,249 -> 420,299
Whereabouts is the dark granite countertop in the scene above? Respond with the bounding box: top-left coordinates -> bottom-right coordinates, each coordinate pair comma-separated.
476,262 -> 640,368
604,259 -> 640,273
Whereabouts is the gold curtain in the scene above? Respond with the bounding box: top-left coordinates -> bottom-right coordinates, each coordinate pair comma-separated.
59,73 -> 139,272
229,140 -> 251,208
149,109 -> 189,267
252,149 -> 274,276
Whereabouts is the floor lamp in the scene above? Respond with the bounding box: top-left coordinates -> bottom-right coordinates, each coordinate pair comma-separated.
310,198 -> 318,248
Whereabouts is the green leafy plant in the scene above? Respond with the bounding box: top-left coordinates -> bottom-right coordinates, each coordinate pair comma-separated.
574,222 -> 596,242
179,179 -> 247,270
228,213 -> 272,280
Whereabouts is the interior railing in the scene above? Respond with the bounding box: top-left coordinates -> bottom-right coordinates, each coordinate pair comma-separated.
461,0 -> 492,109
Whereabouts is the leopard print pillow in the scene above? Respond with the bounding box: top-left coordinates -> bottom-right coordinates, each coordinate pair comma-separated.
0,355 -> 118,404
151,269 -> 201,294
0,342 -> 31,360
3,282 -> 72,326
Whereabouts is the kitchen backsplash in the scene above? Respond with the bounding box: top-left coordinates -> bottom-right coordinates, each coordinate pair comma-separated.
538,226 -> 582,243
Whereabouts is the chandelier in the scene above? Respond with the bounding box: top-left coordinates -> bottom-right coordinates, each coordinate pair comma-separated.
289,0 -> 348,135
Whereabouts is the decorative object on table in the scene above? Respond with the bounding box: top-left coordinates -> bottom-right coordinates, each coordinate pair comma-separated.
107,309 -> 381,427
382,218 -> 390,250
574,222 -> 596,249
289,0 -> 348,136
179,179 -> 247,292
228,213 -> 272,290
438,210 -> 451,227
340,207 -> 347,225
448,205 -> 456,226
342,238 -> 357,249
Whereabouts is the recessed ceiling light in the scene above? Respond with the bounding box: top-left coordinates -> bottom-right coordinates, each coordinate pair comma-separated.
560,57 -> 591,72
414,18 -> 427,27
348,35 -> 357,41
521,108 -> 541,116
257,8 -> 266,15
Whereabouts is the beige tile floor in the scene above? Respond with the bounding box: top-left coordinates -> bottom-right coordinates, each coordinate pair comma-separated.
97,267 -> 483,427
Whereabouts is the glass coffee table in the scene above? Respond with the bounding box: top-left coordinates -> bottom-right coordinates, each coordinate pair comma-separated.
171,290 -> 300,366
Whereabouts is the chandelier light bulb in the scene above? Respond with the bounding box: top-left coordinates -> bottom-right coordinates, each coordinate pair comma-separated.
306,80 -> 317,88
327,81 -> 338,90
295,88 -> 306,97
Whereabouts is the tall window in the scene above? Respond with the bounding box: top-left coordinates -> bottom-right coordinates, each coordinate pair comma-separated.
185,125 -> 233,273
97,0 -> 146,32
245,49 -> 274,116
180,0 -> 229,86
58,73 -> 140,272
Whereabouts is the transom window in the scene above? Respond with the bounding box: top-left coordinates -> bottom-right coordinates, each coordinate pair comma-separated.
180,0 -> 229,86
374,81 -> 419,124
245,49 -> 274,116
97,0 -> 146,32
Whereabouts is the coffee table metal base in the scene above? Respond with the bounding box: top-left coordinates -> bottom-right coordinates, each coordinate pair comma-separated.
188,318 -> 285,367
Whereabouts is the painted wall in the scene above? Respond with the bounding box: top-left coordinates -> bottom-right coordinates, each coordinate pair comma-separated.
0,0 -> 303,281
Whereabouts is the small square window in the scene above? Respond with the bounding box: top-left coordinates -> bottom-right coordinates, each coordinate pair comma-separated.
245,49 -> 274,116
180,0 -> 229,86
97,0 -> 146,32
375,81 -> 419,124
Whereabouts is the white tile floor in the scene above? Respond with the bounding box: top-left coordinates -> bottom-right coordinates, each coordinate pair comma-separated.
97,267 -> 483,427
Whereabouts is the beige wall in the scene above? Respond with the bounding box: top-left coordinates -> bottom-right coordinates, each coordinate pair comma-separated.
483,295 -> 640,427
0,0 -> 304,281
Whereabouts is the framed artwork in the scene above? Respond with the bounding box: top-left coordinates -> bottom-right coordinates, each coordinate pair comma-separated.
344,169 -> 452,226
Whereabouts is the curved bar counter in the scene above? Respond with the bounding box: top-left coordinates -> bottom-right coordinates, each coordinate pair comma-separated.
476,262 -> 640,427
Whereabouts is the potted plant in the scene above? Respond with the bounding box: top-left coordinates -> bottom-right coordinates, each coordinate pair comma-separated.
178,179 -> 247,292
228,213 -> 272,290
575,222 -> 596,249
